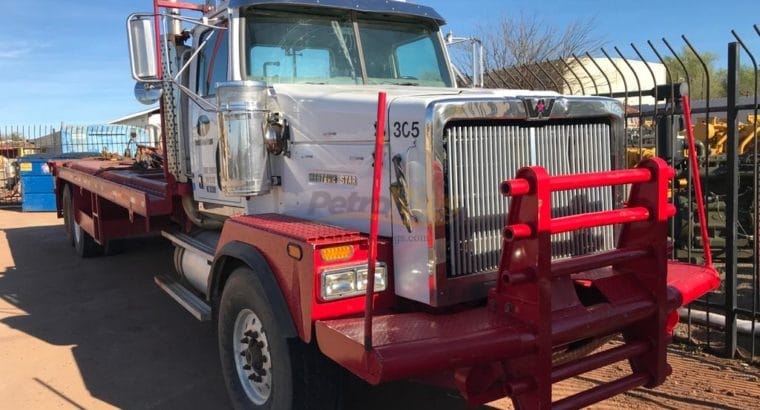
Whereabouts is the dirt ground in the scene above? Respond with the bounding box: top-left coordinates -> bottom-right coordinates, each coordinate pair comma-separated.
1,208 -> 759,409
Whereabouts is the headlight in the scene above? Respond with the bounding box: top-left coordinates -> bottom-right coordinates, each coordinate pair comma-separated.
323,270 -> 356,297
356,266 -> 386,291
320,263 -> 387,301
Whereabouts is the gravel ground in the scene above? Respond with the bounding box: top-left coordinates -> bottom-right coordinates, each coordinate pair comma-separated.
1,208 -> 759,409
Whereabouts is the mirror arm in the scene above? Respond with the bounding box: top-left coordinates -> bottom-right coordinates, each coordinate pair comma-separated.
174,32 -> 215,81
136,12 -> 227,30
172,14 -> 227,30
175,82 -> 220,112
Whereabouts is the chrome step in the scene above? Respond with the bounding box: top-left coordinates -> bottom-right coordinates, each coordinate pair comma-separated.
154,274 -> 212,321
161,230 -> 214,261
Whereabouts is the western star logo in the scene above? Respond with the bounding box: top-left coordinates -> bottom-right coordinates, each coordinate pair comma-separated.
524,97 -> 555,120
308,173 -> 358,186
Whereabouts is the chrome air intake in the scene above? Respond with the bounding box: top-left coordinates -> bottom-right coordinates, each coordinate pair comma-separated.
216,81 -> 271,196
444,121 -> 616,278
389,96 -> 625,307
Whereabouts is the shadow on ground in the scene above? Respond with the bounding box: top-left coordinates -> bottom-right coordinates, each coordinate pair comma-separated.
0,221 -> 228,408
0,211 -> 496,410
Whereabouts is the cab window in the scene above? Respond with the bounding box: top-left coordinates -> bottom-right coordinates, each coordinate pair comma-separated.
197,29 -> 229,96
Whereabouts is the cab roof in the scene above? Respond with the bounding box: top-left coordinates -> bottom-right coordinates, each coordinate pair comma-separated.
229,0 -> 445,25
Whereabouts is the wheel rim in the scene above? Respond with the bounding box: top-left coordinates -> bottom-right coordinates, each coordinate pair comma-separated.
73,220 -> 82,244
63,201 -> 71,232
233,308 -> 272,405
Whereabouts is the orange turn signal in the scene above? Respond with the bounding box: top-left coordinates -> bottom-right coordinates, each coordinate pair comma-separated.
320,245 -> 354,262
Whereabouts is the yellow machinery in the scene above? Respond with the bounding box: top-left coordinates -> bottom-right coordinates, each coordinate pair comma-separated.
627,115 -> 760,168
692,115 -> 760,155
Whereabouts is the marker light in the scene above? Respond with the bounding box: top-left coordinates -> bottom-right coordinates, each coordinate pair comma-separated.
320,245 -> 355,262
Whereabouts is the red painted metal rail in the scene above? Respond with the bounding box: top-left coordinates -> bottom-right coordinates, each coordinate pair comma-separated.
363,92 -> 387,350
151,0 -> 212,187
504,207 -> 660,239
551,207 -> 652,234
681,95 -> 714,268
501,167 -> 653,196
550,247 -> 650,278
502,165 -> 676,240
487,157 -> 679,409
551,340 -> 650,383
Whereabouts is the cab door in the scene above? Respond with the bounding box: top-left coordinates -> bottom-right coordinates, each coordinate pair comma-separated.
189,21 -> 245,206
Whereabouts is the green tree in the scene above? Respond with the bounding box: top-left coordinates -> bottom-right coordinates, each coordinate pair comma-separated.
665,47 -> 759,99
724,66 -> 760,97
662,47 -> 725,99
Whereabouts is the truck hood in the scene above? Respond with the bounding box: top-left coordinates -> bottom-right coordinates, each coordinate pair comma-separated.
269,84 -> 565,143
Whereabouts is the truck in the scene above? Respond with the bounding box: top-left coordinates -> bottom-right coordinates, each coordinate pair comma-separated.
50,0 -> 721,408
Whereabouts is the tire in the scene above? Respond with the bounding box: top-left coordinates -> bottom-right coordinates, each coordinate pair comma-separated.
102,239 -> 124,256
70,198 -> 101,258
218,267 -> 345,410
61,185 -> 75,247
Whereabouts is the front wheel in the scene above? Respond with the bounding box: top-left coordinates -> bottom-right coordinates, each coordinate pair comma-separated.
218,267 -> 346,410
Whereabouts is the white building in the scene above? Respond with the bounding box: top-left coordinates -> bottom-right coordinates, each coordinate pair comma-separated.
108,107 -> 162,147
564,57 -> 668,107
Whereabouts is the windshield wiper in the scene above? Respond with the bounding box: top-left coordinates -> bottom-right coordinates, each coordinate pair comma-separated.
382,81 -> 419,86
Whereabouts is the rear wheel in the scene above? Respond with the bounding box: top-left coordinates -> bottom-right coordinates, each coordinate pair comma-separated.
73,219 -> 101,257
102,239 -> 124,256
68,191 -> 101,258
61,185 -> 74,246
218,267 -> 345,410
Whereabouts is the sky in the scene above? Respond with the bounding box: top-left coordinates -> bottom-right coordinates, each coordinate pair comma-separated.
1,0 -> 759,126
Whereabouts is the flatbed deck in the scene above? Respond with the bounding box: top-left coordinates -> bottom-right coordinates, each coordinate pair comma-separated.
52,158 -> 174,218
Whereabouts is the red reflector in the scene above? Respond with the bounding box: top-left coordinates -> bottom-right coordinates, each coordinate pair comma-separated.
575,279 -> 593,288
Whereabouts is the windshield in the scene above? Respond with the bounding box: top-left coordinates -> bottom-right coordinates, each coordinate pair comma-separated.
242,9 -> 453,87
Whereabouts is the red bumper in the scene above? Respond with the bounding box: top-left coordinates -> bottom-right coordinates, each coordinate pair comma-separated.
316,158 -> 720,409
316,260 -> 718,407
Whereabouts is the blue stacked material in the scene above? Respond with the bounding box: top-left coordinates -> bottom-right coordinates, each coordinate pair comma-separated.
32,125 -> 151,156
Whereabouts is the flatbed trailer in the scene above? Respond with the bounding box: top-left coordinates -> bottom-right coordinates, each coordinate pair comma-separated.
51,158 -> 180,252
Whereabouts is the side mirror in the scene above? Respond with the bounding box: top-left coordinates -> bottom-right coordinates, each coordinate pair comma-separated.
134,81 -> 163,105
127,14 -> 159,81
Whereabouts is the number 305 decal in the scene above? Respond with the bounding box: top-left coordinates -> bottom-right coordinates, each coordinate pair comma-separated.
392,121 -> 420,138
373,121 -> 421,138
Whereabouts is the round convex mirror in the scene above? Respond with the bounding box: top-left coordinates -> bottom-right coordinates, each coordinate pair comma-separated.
134,81 -> 163,105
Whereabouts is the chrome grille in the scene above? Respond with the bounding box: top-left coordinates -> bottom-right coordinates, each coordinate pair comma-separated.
445,122 -> 616,278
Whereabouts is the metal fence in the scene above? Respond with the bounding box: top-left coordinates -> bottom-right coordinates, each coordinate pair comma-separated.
471,25 -> 760,362
0,124 -> 158,207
